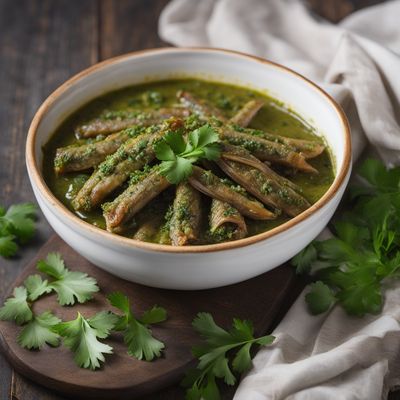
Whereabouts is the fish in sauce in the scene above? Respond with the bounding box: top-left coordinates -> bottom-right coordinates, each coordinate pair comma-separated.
43,79 -> 334,245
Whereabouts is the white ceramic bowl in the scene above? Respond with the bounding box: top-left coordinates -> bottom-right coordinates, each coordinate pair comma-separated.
26,48 -> 351,290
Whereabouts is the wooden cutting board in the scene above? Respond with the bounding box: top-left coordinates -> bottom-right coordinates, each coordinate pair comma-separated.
0,235 -> 302,399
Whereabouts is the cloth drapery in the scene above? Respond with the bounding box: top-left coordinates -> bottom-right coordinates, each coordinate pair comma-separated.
159,1 -> 400,399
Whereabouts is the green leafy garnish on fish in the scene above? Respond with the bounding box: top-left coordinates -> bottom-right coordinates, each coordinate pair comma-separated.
154,125 -> 221,184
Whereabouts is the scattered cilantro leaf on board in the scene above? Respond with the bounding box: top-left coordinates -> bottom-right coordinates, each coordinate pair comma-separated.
108,291 -> 167,361
0,287 -> 33,325
37,252 -> 99,305
292,159 -> 400,316
181,312 -> 275,400
154,125 -> 220,184
24,274 -> 52,302
54,311 -> 118,370
0,202 -> 37,257
17,311 -> 61,350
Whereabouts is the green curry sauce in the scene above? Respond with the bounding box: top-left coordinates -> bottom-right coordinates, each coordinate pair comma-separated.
43,79 -> 334,244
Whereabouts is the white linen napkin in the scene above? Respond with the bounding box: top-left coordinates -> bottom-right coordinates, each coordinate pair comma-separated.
159,1 -> 400,399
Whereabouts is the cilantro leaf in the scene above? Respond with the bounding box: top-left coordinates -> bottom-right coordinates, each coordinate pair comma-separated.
305,281 -> 336,315
0,202 -> 37,257
140,305 -> 168,325
17,311 -> 61,349
87,311 -> 119,338
359,158 -> 400,191
36,252 -> 68,279
0,287 -> 32,325
184,373 -> 220,400
291,158 -> 400,317
231,342 -> 252,373
213,356 -> 236,385
49,272 -> 99,306
108,291 -> 130,315
292,242 -> 318,275
371,215 -> 396,257
336,280 -> 382,316
54,311 -> 117,370
24,274 -> 52,301
192,312 -> 232,347
155,124 -> 220,184
182,126 -> 220,161
154,138 -> 176,161
107,291 -> 167,361
37,252 -> 99,305
188,125 -> 219,149
164,130 -> 186,154
1,203 -> 37,242
158,157 -> 193,184
230,318 -> 255,341
124,319 -> 165,361
202,143 -> 221,161
0,234 -> 18,257
182,312 -> 275,399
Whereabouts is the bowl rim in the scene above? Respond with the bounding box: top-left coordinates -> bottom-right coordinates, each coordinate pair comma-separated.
26,47 -> 351,254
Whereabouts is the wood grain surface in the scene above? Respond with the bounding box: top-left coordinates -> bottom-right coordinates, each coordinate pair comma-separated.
0,1 -> 394,399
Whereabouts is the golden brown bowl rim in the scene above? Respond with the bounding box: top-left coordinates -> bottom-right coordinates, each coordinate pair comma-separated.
26,47 -> 352,254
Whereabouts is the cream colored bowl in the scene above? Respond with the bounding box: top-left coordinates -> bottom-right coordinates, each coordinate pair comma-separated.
26,48 -> 351,290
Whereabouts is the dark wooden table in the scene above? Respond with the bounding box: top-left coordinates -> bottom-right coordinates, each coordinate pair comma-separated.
0,0 -> 394,399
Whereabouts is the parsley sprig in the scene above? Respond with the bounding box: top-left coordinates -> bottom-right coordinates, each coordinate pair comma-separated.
0,253 -> 100,351
293,159 -> 400,316
1,253 -> 274,389
0,250 -> 100,327
154,125 -> 221,184
0,203 -> 37,257
108,292 -> 167,361
37,253 -> 99,305
54,311 -> 118,370
0,286 -> 33,325
18,311 -> 61,350
182,313 -> 275,399
0,253 -> 168,369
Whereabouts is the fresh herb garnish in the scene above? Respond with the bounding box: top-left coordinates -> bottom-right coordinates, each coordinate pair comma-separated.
0,286 -> 33,325
108,291 -> 167,361
182,312 -> 275,399
18,311 -> 61,350
37,252 -> 99,306
54,311 -> 118,370
24,274 -> 52,301
154,125 -> 221,184
293,159 -> 400,316
0,203 -> 37,257
291,242 -> 317,275
1,252 -> 271,380
0,253 -> 170,369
